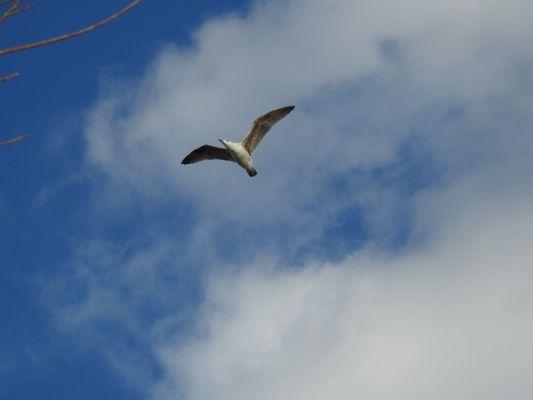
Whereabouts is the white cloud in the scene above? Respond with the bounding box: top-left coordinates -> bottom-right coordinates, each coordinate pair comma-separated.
153,196 -> 533,400
48,0 -> 533,398
81,0 -> 533,244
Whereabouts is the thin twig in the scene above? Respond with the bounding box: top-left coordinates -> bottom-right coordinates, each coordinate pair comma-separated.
7,3 -> 30,18
0,0 -> 17,7
0,71 -> 19,83
0,0 -> 22,23
0,0 -> 143,56
0,134 -> 28,148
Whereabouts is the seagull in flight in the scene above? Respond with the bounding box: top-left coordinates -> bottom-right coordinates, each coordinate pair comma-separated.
181,105 -> 295,177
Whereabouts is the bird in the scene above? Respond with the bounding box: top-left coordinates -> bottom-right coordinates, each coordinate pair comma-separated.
181,105 -> 295,177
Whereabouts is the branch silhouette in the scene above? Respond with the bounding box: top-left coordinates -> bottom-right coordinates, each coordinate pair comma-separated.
0,134 -> 27,148
0,0 -> 143,148
0,0 -> 143,56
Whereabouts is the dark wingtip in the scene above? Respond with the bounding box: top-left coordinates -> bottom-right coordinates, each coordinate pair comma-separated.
247,168 -> 258,177
275,105 -> 295,115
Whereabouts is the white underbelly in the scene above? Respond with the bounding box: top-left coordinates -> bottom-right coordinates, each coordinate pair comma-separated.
227,144 -> 253,169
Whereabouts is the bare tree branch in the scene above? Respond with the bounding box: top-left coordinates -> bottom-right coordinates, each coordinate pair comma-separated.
5,2 -> 30,18
0,71 -> 19,83
0,0 -> 17,7
0,0 -> 22,23
1,2 -> 142,151
0,133 -> 27,148
0,0 -> 29,23
0,0 -> 143,56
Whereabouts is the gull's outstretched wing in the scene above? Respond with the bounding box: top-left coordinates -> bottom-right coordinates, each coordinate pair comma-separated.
241,105 -> 295,154
181,145 -> 234,165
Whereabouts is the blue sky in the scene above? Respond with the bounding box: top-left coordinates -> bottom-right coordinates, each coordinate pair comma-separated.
2,1 -> 533,399
1,1 -> 246,398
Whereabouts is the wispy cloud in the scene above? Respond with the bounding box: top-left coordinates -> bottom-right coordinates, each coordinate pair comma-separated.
81,0 -> 533,243
154,198 -> 533,400
45,0 -> 533,397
